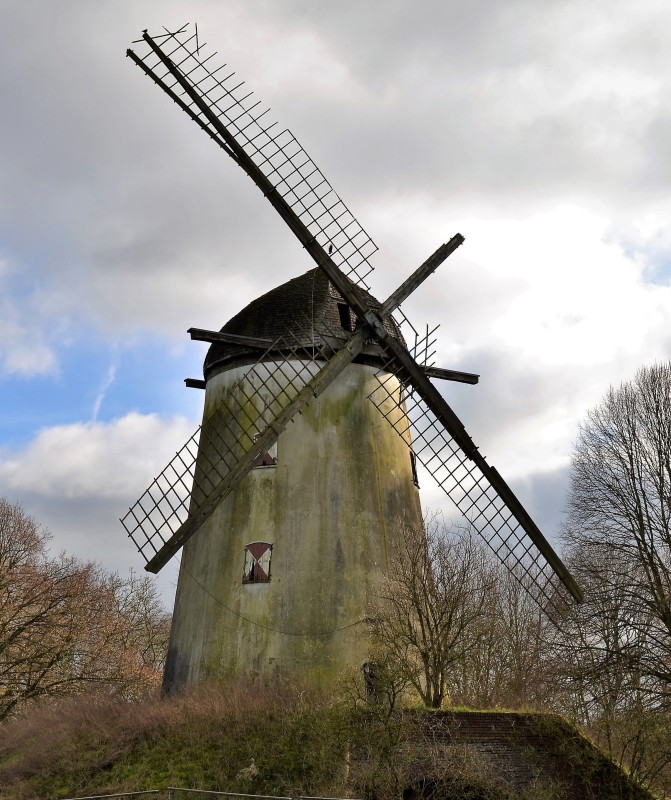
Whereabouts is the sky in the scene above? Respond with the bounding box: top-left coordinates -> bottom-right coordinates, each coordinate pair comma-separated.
2,0 -> 671,606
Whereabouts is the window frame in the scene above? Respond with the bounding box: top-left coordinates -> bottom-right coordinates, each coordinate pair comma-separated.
242,541 -> 273,583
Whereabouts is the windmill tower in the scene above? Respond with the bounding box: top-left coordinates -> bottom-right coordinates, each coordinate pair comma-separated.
165,270 -> 427,687
122,25 -> 583,692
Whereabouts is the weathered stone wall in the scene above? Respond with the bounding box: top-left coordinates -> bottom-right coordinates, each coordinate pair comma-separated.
164,361 -> 423,690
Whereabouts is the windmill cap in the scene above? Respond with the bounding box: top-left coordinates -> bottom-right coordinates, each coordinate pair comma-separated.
203,267 -> 406,380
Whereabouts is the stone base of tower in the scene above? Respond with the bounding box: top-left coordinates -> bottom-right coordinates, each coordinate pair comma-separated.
163,612 -> 373,693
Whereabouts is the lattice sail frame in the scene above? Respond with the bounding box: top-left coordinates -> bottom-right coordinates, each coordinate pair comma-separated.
129,25 -> 376,289
127,24 -> 430,364
369,358 -> 572,610
121,316 -> 350,563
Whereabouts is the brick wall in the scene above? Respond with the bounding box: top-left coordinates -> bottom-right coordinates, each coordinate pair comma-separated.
392,711 -> 655,799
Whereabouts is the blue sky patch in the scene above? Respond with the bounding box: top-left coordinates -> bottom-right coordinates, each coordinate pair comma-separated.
0,331 -> 206,449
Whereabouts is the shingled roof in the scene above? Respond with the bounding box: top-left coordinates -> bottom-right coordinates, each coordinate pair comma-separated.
204,268 -> 405,379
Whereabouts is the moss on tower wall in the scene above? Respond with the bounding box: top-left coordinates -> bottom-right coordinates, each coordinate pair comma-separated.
164,361 -> 423,690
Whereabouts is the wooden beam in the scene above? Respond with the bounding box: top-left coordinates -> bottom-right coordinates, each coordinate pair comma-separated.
188,327 -> 273,349
380,234 -> 464,317
424,366 -> 479,385
184,378 -> 206,390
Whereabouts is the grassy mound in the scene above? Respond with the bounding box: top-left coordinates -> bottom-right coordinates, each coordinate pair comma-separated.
0,687 -> 657,800
0,685 -> 350,800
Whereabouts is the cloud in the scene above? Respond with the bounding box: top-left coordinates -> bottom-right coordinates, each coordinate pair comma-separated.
92,363 -> 117,421
4,0 -> 671,351
382,202 -> 671,380
0,259 -> 59,378
4,0 -> 671,600
1,0 -> 669,391
0,315 -> 58,378
383,203 -> 671,543
0,411 -> 194,604
0,413 -> 194,500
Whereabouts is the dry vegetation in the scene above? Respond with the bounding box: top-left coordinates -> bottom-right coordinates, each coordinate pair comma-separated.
3,365 -> 671,798
0,684 -> 350,800
0,499 -> 170,719
0,684 -> 655,800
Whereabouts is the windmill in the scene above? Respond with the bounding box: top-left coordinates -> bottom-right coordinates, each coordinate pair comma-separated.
122,24 -> 582,691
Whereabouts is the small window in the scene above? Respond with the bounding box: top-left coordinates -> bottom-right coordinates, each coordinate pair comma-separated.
252,432 -> 278,469
410,451 -> 419,488
337,303 -> 353,332
243,542 -> 273,583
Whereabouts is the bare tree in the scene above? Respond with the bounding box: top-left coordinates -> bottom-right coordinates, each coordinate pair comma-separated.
0,499 -> 170,718
563,362 -> 671,698
551,541 -> 671,793
450,562 -> 553,709
103,569 -> 172,697
555,363 -> 671,793
371,518 -> 497,708
52,565 -> 172,701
